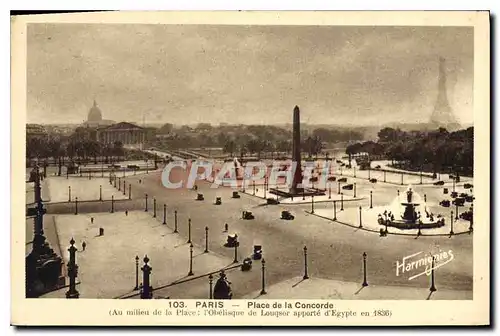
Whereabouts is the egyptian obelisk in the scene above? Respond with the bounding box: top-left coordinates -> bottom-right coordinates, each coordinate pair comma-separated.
291,105 -> 303,194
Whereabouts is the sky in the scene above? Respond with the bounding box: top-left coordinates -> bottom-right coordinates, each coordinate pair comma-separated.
26,24 -> 473,126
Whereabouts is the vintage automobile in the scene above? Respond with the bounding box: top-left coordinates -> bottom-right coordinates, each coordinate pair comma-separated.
242,211 -> 255,220
459,193 -> 468,198
224,233 -> 240,248
464,183 -> 473,189
452,198 -> 465,206
214,197 -> 222,205
342,184 -> 354,190
375,165 -> 381,169
336,160 -> 343,164
465,195 -> 474,202
460,210 -> 473,221
327,176 -> 336,182
253,245 -> 263,260
450,191 -> 458,198
443,187 -> 449,194
267,198 -> 279,205
196,193 -> 204,201
439,200 -> 451,207
241,258 -> 253,272
309,176 -> 318,182
369,178 -> 378,183
127,164 -> 140,170
232,191 -> 241,199
434,181 -> 445,186
281,210 -> 295,220
338,177 -> 348,183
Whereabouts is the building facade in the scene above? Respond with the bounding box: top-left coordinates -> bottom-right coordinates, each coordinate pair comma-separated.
96,122 -> 146,146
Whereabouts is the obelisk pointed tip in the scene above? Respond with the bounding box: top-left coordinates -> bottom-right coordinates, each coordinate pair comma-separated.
294,105 -> 300,112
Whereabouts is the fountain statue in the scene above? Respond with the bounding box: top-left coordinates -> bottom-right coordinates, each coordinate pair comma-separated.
378,186 -> 445,230
401,188 -> 420,223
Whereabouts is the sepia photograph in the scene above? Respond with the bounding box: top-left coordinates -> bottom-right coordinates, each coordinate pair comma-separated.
11,11 -> 490,326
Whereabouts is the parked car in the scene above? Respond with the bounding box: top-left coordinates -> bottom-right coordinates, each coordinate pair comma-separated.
439,200 -> 451,207
281,211 -> 295,220
342,184 -> 354,190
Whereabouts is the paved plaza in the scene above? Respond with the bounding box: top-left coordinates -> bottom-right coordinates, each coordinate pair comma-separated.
29,160 -> 474,300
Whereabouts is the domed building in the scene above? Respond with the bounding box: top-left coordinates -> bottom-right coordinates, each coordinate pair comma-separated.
82,100 -> 115,127
78,100 -> 146,148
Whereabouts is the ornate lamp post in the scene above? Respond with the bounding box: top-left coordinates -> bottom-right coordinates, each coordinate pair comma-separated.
140,255 -> 153,299
233,240 -> 239,263
340,192 -> 344,211
188,243 -> 194,276
74,197 -> 79,215
260,258 -> 267,295
111,195 -> 114,213
450,211 -> 455,236
311,195 -> 315,214
353,183 -> 357,198
68,186 -> 71,202
153,198 -> 157,218
359,206 -> 363,228
187,218 -> 192,244
455,202 -> 459,220
163,204 -> 167,224
128,184 -> 131,200
353,166 -> 356,178
333,200 -> 337,221
328,184 -> 331,199
370,191 -> 373,208
174,210 -> 178,233
204,226 -> 209,253
65,238 -> 79,299
383,170 -> 386,183
303,246 -> 309,280
99,185 -> 102,201
429,256 -> 437,292
123,180 -> 126,195
253,181 -> 256,196
134,255 -> 139,290
401,172 -> 404,185
118,177 -> 121,191
209,274 -> 214,299
337,180 -> 341,194
144,193 -> 148,212
362,252 -> 368,287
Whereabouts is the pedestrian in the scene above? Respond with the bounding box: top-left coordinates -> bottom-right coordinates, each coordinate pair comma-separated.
82,241 -> 87,251
125,210 -> 128,216
224,223 -> 228,232
91,217 -> 94,224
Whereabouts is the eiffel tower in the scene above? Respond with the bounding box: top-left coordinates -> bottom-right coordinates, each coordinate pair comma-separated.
429,57 -> 461,130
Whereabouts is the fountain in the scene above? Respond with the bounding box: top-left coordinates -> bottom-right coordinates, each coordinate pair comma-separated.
378,186 -> 445,230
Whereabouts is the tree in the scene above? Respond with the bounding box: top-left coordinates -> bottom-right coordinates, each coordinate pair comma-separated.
158,123 -> 174,134
223,140 -> 237,157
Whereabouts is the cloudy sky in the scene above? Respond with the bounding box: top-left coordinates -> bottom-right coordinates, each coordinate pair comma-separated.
26,24 -> 473,126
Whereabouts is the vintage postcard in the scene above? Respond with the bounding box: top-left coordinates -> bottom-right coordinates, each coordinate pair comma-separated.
11,11 -> 490,326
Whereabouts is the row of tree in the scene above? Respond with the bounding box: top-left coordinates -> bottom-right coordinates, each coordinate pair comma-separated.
346,127 -> 474,174
27,135 -> 126,165
221,135 -> 324,159
153,123 -> 363,152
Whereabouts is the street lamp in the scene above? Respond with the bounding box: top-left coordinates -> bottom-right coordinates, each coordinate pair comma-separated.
362,252 -> 368,287
188,243 -> 194,276
260,258 -> 267,295
303,246 -> 309,280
